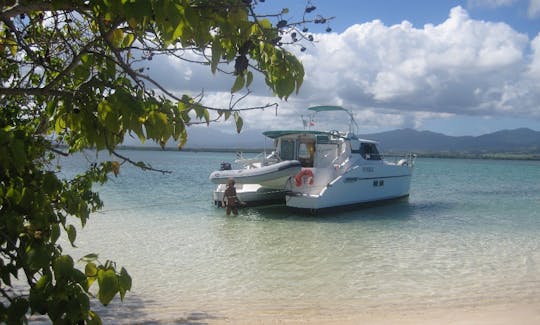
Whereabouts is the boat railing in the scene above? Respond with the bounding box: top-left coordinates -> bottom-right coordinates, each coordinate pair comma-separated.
408,153 -> 417,166
393,153 -> 416,167
235,151 -> 280,168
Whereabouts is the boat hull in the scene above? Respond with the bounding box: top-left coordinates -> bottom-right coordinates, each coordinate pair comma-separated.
286,165 -> 413,210
213,184 -> 287,207
209,160 -> 301,189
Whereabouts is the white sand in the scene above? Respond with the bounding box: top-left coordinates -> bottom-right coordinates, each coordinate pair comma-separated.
208,303 -> 540,325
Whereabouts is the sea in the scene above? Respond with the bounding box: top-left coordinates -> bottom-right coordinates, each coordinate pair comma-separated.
47,149 -> 540,323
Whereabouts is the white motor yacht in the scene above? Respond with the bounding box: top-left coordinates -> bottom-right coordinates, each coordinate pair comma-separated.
210,106 -> 415,211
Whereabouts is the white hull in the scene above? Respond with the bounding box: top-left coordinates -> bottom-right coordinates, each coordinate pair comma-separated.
213,183 -> 287,207
285,165 -> 412,210
209,160 -> 301,189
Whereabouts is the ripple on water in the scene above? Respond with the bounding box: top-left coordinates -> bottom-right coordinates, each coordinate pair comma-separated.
55,153 -> 540,322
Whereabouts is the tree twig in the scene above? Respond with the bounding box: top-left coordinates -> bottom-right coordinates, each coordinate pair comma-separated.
109,149 -> 172,174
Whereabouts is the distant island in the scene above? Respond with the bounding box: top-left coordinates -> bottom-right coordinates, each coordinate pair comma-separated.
118,127 -> 540,160
360,128 -> 540,160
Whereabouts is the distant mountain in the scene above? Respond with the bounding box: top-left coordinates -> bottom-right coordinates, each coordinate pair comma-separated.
363,128 -> 540,154
170,127 -> 540,155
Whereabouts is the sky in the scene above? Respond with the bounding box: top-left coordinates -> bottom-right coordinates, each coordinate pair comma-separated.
149,0 -> 540,138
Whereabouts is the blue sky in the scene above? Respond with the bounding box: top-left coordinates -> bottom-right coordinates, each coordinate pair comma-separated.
289,1 -> 540,36
151,0 -> 540,137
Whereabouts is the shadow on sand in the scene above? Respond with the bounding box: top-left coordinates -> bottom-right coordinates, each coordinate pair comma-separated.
90,296 -> 223,325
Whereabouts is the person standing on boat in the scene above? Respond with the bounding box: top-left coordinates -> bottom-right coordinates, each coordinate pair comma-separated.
222,178 -> 239,216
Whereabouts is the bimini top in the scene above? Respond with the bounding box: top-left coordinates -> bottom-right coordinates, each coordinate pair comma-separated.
307,105 -> 359,135
262,130 -> 330,139
307,105 -> 347,112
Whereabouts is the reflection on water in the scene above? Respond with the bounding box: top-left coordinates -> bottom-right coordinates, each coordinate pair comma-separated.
52,152 -> 540,323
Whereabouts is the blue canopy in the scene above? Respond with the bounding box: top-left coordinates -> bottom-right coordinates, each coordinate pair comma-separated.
307,106 -> 347,112
262,130 -> 330,139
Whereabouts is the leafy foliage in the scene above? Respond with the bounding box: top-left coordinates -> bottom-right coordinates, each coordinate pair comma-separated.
0,0 -> 330,323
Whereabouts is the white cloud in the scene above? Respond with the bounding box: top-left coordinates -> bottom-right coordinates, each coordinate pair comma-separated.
529,33 -> 540,75
151,6 -> 540,135
529,0 -> 540,18
286,5 -> 536,125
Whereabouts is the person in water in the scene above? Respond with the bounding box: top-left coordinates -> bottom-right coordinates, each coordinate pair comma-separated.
222,178 -> 240,215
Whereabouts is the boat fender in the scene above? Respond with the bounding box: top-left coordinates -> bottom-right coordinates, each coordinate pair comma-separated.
294,168 -> 314,187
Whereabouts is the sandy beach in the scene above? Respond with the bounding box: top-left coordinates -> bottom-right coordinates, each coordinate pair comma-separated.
203,303 -> 540,325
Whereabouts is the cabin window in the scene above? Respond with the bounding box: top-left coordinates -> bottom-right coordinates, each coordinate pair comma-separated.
298,143 -> 310,159
359,143 -> 381,160
280,139 -> 296,161
316,135 -> 330,144
298,141 -> 315,167
373,180 -> 384,187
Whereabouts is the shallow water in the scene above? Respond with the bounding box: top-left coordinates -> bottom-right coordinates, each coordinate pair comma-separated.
52,150 -> 540,323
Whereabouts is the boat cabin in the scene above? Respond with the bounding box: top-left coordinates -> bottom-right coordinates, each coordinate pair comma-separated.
263,130 -> 382,168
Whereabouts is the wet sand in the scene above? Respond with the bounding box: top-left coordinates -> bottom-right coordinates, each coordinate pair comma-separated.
202,303 -> 540,325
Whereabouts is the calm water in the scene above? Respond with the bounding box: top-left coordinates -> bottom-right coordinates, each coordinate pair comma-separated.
54,150 -> 540,323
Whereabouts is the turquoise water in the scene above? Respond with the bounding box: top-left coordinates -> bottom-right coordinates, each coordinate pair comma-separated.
56,151 -> 540,323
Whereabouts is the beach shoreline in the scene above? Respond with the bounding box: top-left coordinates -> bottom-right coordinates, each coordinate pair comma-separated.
200,302 -> 540,325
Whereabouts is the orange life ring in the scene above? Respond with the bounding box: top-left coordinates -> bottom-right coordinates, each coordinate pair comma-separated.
294,168 -> 314,187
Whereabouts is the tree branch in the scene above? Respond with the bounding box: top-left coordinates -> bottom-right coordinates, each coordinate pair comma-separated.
48,146 -> 69,157
109,149 -> 172,174
0,87 -> 71,97
1,2 -> 90,19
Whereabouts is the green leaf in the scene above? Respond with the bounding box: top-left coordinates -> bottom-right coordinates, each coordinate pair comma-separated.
145,111 -> 170,141
10,138 -> 26,166
6,187 -> 21,204
43,172 -> 61,194
80,253 -> 98,263
246,71 -> 253,88
73,268 -> 88,288
121,32 -> 135,48
276,77 -> 295,100
53,255 -> 74,280
259,18 -> 272,29
224,110 -> 231,121
7,297 -> 28,324
54,116 -> 66,133
88,311 -> 102,325
50,223 -> 60,242
177,128 -> 188,149
211,39 -> 222,74
85,262 -> 98,277
9,43 -> 17,56
73,63 -> 91,83
67,224 -> 77,247
85,262 -> 98,289
98,100 -> 121,133
172,20 -> 186,40
109,28 -> 124,47
234,111 -> 243,133
97,269 -> 119,306
27,246 -> 50,271
118,267 -> 132,300
35,274 -> 49,290
231,74 -> 245,93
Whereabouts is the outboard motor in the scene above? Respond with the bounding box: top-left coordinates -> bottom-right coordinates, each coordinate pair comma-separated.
220,162 -> 232,170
